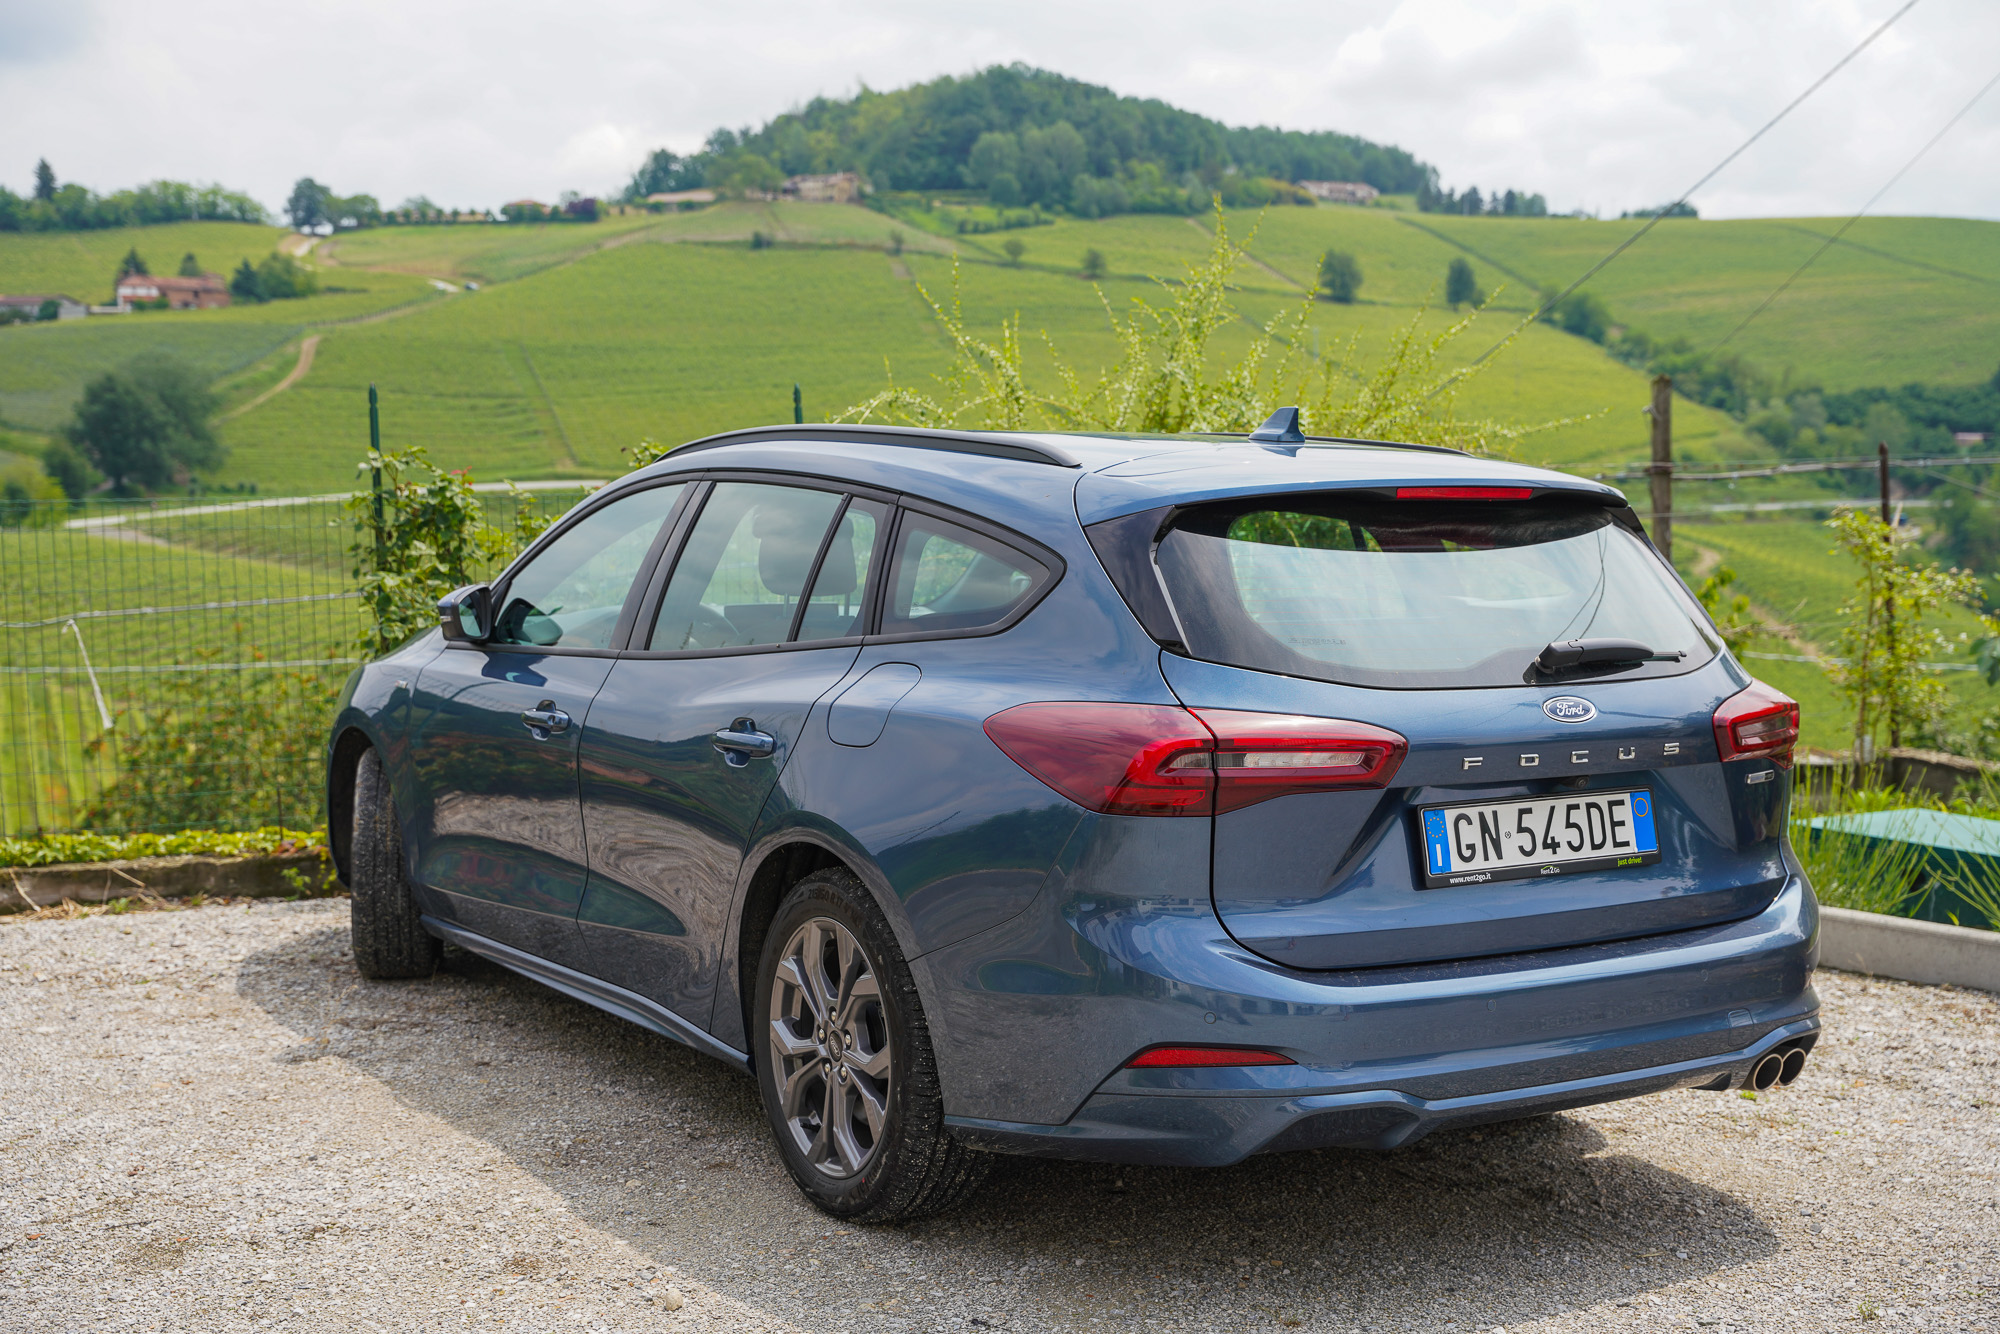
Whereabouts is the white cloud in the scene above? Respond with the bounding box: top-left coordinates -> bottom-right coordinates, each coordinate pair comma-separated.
0,0 -> 1995,220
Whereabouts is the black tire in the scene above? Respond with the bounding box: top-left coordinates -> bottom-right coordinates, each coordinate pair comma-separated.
349,748 -> 442,980
753,868 -> 990,1222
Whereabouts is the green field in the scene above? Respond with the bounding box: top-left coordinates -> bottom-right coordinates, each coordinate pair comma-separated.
1410,213 -> 2000,389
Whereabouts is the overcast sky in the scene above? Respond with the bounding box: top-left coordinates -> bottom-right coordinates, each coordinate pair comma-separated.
3,0 -> 1998,221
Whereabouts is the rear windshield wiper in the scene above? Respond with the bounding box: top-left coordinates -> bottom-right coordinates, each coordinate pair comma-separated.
1533,638 -> 1686,677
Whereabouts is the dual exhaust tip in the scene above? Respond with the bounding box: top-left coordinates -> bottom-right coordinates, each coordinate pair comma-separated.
1745,1037 -> 1814,1092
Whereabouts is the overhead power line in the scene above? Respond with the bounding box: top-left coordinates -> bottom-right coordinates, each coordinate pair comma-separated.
1436,0 -> 1920,391
1711,62 -> 2000,353
1596,453 -> 2000,482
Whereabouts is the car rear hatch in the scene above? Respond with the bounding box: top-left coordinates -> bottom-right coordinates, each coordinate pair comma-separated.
1085,479 -> 1798,971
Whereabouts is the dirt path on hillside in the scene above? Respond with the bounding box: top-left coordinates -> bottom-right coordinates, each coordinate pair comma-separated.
221,335 -> 320,421
1184,216 -> 1304,290
1686,539 -> 1827,662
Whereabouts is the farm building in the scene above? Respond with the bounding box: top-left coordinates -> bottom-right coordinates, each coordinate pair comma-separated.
114,273 -> 229,310
782,172 -> 862,204
646,189 -> 717,206
1297,180 -> 1380,205
0,294 -> 85,320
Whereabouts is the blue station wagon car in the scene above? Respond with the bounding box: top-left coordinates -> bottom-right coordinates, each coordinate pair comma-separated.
326,414 -> 1820,1222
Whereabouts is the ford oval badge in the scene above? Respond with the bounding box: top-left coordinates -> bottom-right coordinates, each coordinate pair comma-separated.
1543,696 -> 1597,724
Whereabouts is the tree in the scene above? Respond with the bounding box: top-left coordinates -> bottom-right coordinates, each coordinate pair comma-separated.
177,252 -> 202,277
1002,237 -> 1027,266
1826,508 -> 1984,755
229,259 -> 263,303
1544,289 -> 1612,343
33,159 -> 55,202
35,299 -> 58,322
118,247 -> 148,277
1080,248 -> 1107,280
286,177 -> 331,231
64,361 -> 221,492
252,253 -> 317,300
1445,257 -> 1481,307
41,438 -> 100,500
1317,250 -> 1361,303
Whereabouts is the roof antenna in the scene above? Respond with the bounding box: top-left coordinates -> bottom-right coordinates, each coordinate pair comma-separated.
1248,406 -> 1305,444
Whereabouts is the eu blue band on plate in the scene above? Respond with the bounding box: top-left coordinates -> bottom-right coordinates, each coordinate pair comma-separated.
1422,809 -> 1450,875
1629,791 -> 1658,852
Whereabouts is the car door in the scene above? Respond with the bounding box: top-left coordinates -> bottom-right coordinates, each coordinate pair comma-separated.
575,480 -> 888,1024
405,481 -> 689,965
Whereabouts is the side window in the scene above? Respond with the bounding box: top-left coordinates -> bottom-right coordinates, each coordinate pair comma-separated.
880,513 -> 1049,637
649,483 -> 844,651
490,483 -> 685,649
796,498 -> 889,643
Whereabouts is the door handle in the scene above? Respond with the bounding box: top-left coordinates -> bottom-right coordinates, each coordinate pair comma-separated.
521,700 -> 571,740
712,717 -> 777,767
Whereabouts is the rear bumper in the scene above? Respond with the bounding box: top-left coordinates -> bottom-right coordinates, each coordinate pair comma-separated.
913,819 -> 1821,1162
947,1015 -> 1819,1166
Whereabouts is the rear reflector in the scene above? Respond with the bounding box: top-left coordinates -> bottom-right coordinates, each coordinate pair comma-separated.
983,703 -> 1408,817
1126,1046 -> 1295,1069
1713,679 -> 1800,768
1394,486 -> 1534,500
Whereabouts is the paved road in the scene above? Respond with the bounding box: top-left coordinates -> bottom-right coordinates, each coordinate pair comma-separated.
0,899 -> 1994,1332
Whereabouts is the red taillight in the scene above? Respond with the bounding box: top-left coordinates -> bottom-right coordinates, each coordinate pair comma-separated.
1193,708 -> 1406,814
1125,1046 -> 1294,1069
982,703 -> 1408,817
1713,680 -> 1799,768
1394,486 -> 1534,500
982,703 -> 1214,816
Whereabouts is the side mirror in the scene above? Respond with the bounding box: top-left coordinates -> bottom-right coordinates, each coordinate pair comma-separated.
438,584 -> 492,642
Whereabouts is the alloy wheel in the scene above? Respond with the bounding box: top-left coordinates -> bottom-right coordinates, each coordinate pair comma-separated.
767,916 -> 893,1179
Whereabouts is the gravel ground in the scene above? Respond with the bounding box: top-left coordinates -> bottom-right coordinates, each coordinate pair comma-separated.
0,898 -> 1994,1334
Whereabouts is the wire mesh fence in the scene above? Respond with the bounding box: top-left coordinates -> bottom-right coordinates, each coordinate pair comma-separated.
0,486 -> 595,838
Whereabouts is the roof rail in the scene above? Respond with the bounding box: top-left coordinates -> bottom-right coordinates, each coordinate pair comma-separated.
667,424 -> 1081,468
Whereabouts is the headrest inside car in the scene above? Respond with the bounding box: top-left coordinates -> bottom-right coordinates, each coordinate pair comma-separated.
755,507 -> 823,597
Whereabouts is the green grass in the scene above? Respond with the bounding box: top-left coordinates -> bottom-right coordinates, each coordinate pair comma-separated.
1407,213 -> 2000,389
218,241 -> 956,490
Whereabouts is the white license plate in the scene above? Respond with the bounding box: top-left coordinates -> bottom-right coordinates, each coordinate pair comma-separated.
1418,789 -> 1659,887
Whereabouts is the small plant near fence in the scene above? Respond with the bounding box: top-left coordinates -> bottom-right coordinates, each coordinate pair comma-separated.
1824,508 -> 1989,757
348,446 -> 552,655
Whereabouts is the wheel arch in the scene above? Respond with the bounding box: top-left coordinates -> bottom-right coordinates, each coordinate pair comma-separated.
325,724 -> 378,887
724,827 -> 906,1063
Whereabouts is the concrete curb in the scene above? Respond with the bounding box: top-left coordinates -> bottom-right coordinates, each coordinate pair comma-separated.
1820,904 -> 2000,993
0,853 -> 340,911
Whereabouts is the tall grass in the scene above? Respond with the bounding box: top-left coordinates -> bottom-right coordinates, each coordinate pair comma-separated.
1793,765 -> 2000,928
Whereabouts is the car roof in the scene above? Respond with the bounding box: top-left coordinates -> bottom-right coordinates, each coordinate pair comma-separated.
632,424 -> 1627,531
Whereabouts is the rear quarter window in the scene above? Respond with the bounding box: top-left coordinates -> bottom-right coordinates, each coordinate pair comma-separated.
880,513 -> 1051,637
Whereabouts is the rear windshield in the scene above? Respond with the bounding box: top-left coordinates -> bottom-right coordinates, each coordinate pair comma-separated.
1154,498 -> 1716,689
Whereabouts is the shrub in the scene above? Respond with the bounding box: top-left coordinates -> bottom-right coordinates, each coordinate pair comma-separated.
1002,237 -> 1026,266
1445,257 -> 1481,307
1317,250 -> 1361,303
348,445 -> 553,654
82,651 -> 343,833
1079,248 -> 1106,280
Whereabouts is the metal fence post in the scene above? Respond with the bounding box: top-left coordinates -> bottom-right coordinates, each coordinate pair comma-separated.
368,384 -> 385,569
793,383 -> 803,424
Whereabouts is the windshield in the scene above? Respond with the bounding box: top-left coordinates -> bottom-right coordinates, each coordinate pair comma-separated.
1155,498 -> 1716,689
